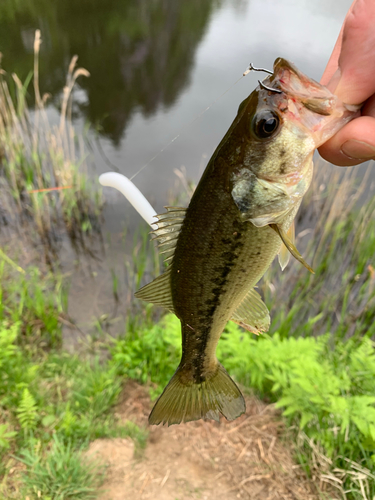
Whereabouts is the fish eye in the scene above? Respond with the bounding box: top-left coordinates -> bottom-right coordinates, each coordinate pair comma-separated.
252,110 -> 280,140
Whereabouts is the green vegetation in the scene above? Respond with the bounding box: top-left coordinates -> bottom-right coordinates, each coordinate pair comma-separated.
110,169 -> 375,500
111,313 -> 375,499
18,436 -> 104,500
0,262 -> 147,499
263,165 -> 375,342
2,169 -> 375,499
111,313 -> 181,400
0,30 -> 102,261
0,261 -> 66,349
220,325 -> 375,498
1,155 -> 375,500
0,36 -> 374,496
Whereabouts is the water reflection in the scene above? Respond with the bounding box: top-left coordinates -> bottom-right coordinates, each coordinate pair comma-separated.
0,0 -> 222,144
1,0 -> 359,339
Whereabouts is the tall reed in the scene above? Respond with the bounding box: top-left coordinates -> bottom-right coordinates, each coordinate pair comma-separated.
262,159 -> 375,341
0,30 -> 102,261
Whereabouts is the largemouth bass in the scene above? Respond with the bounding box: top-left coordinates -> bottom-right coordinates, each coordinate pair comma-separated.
135,58 -> 359,425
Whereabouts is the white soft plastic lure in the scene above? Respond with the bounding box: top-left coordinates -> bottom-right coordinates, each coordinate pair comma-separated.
99,172 -> 157,229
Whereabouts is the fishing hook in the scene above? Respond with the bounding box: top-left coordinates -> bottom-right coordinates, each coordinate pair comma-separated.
258,80 -> 282,94
248,63 -> 273,75
243,62 -> 282,94
243,62 -> 273,76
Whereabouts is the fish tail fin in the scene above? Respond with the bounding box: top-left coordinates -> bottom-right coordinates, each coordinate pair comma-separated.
149,363 -> 245,425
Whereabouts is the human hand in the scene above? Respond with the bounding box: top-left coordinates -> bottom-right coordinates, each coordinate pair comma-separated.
318,0 -> 375,166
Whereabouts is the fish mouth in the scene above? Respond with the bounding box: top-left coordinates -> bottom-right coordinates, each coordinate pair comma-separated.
260,58 -> 361,148
268,58 -> 337,116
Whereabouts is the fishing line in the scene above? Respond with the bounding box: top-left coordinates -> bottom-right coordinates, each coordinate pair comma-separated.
129,72 -> 248,181
95,134 -> 120,173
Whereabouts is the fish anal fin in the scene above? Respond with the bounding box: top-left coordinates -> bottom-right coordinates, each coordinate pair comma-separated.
278,220 -> 294,271
134,268 -> 174,312
271,223 -> 314,274
231,287 -> 270,334
149,362 -> 245,425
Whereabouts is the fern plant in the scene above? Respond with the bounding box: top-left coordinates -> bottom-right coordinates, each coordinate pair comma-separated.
17,388 -> 38,432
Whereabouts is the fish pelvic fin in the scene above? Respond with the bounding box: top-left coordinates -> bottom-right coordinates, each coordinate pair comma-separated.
278,220 -> 294,271
270,223 -> 314,274
149,363 -> 245,426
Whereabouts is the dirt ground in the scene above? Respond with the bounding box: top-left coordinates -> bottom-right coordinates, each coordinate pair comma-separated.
85,381 -> 337,500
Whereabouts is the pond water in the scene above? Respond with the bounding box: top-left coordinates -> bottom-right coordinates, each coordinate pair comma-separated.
0,0 -> 357,338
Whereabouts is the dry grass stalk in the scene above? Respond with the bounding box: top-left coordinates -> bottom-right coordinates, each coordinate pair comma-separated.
296,430 -> 375,500
0,30 -> 102,261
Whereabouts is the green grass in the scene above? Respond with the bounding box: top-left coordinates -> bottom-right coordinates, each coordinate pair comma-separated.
18,435 -> 104,500
108,172 -> 375,499
221,326 -> 375,498
0,30 -> 102,260
0,261 -> 66,348
111,313 -> 181,397
1,158 -> 375,499
0,258 -> 147,499
262,165 -> 375,342
112,312 -> 375,499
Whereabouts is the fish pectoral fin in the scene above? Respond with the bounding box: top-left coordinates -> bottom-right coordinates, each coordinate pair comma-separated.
248,201 -> 296,228
270,223 -> 314,274
232,173 -> 293,225
231,287 -> 270,334
278,220 -> 294,271
248,208 -> 290,227
134,268 -> 175,312
149,362 -> 245,425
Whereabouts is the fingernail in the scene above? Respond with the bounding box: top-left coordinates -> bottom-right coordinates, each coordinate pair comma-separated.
341,140 -> 375,160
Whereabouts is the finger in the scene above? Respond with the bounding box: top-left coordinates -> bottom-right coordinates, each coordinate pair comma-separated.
318,91 -> 375,166
320,8 -> 347,86
318,115 -> 375,166
362,93 -> 375,117
331,0 -> 375,104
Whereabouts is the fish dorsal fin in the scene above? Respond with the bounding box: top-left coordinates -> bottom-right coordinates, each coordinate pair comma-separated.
278,220 -> 295,271
231,288 -> 270,334
270,223 -> 314,274
151,206 -> 186,263
135,268 -> 175,312
135,207 -> 186,312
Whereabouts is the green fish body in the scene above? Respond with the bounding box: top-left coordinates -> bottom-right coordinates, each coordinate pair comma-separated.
135,58 -> 359,425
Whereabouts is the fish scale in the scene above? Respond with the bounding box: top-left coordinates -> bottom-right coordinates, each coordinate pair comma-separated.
135,57 -> 360,426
